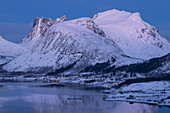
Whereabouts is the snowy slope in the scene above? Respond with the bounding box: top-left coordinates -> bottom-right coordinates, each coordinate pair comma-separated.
0,36 -> 25,65
93,9 -> 170,60
3,18 -> 141,73
121,81 -> 170,91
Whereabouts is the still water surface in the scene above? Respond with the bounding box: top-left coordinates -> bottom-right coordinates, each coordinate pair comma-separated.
0,82 -> 169,113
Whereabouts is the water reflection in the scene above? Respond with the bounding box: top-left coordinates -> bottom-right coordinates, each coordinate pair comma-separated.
22,94 -> 158,113
0,83 -> 168,113
113,102 -> 158,113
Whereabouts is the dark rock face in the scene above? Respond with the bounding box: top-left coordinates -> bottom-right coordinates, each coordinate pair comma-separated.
22,16 -> 67,43
33,17 -> 40,27
141,26 -> 164,49
74,18 -> 107,37
22,17 -> 54,43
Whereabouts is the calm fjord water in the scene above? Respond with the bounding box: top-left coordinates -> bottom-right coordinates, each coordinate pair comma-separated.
0,82 -> 169,113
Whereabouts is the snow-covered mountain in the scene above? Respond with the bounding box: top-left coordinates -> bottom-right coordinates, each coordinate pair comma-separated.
2,9 -> 170,74
0,36 -> 25,65
3,17 -> 141,73
93,9 -> 170,60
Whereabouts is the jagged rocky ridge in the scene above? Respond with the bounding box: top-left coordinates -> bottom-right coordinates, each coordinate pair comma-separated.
1,9 -> 170,74
21,16 -> 67,48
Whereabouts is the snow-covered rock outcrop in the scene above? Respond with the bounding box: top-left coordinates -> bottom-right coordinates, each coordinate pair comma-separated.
105,81 -> 170,106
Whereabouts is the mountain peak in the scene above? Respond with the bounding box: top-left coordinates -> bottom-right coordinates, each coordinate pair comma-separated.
128,12 -> 142,22
92,9 -> 143,24
33,17 -> 53,27
55,15 -> 67,23
22,15 -> 68,46
33,16 -> 40,27
22,17 -> 54,46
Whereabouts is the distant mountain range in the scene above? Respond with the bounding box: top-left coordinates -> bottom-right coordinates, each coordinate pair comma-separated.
0,36 -> 25,65
0,9 -> 169,75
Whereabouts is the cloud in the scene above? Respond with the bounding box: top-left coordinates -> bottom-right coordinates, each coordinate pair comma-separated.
0,22 -> 32,43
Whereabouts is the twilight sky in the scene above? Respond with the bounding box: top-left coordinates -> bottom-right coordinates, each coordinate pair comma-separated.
0,0 -> 170,43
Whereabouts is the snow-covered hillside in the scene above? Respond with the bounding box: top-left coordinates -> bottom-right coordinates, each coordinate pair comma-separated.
2,9 -> 170,74
93,9 -> 170,60
0,36 -> 25,65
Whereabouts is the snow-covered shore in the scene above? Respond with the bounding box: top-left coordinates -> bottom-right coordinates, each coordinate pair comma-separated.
105,81 -> 170,106
0,74 -> 121,89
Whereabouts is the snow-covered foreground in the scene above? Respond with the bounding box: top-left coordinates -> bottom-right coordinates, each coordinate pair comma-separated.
105,81 -> 170,106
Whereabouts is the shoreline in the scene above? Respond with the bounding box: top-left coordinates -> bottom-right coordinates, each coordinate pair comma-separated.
104,99 -> 170,108
0,75 -> 169,107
